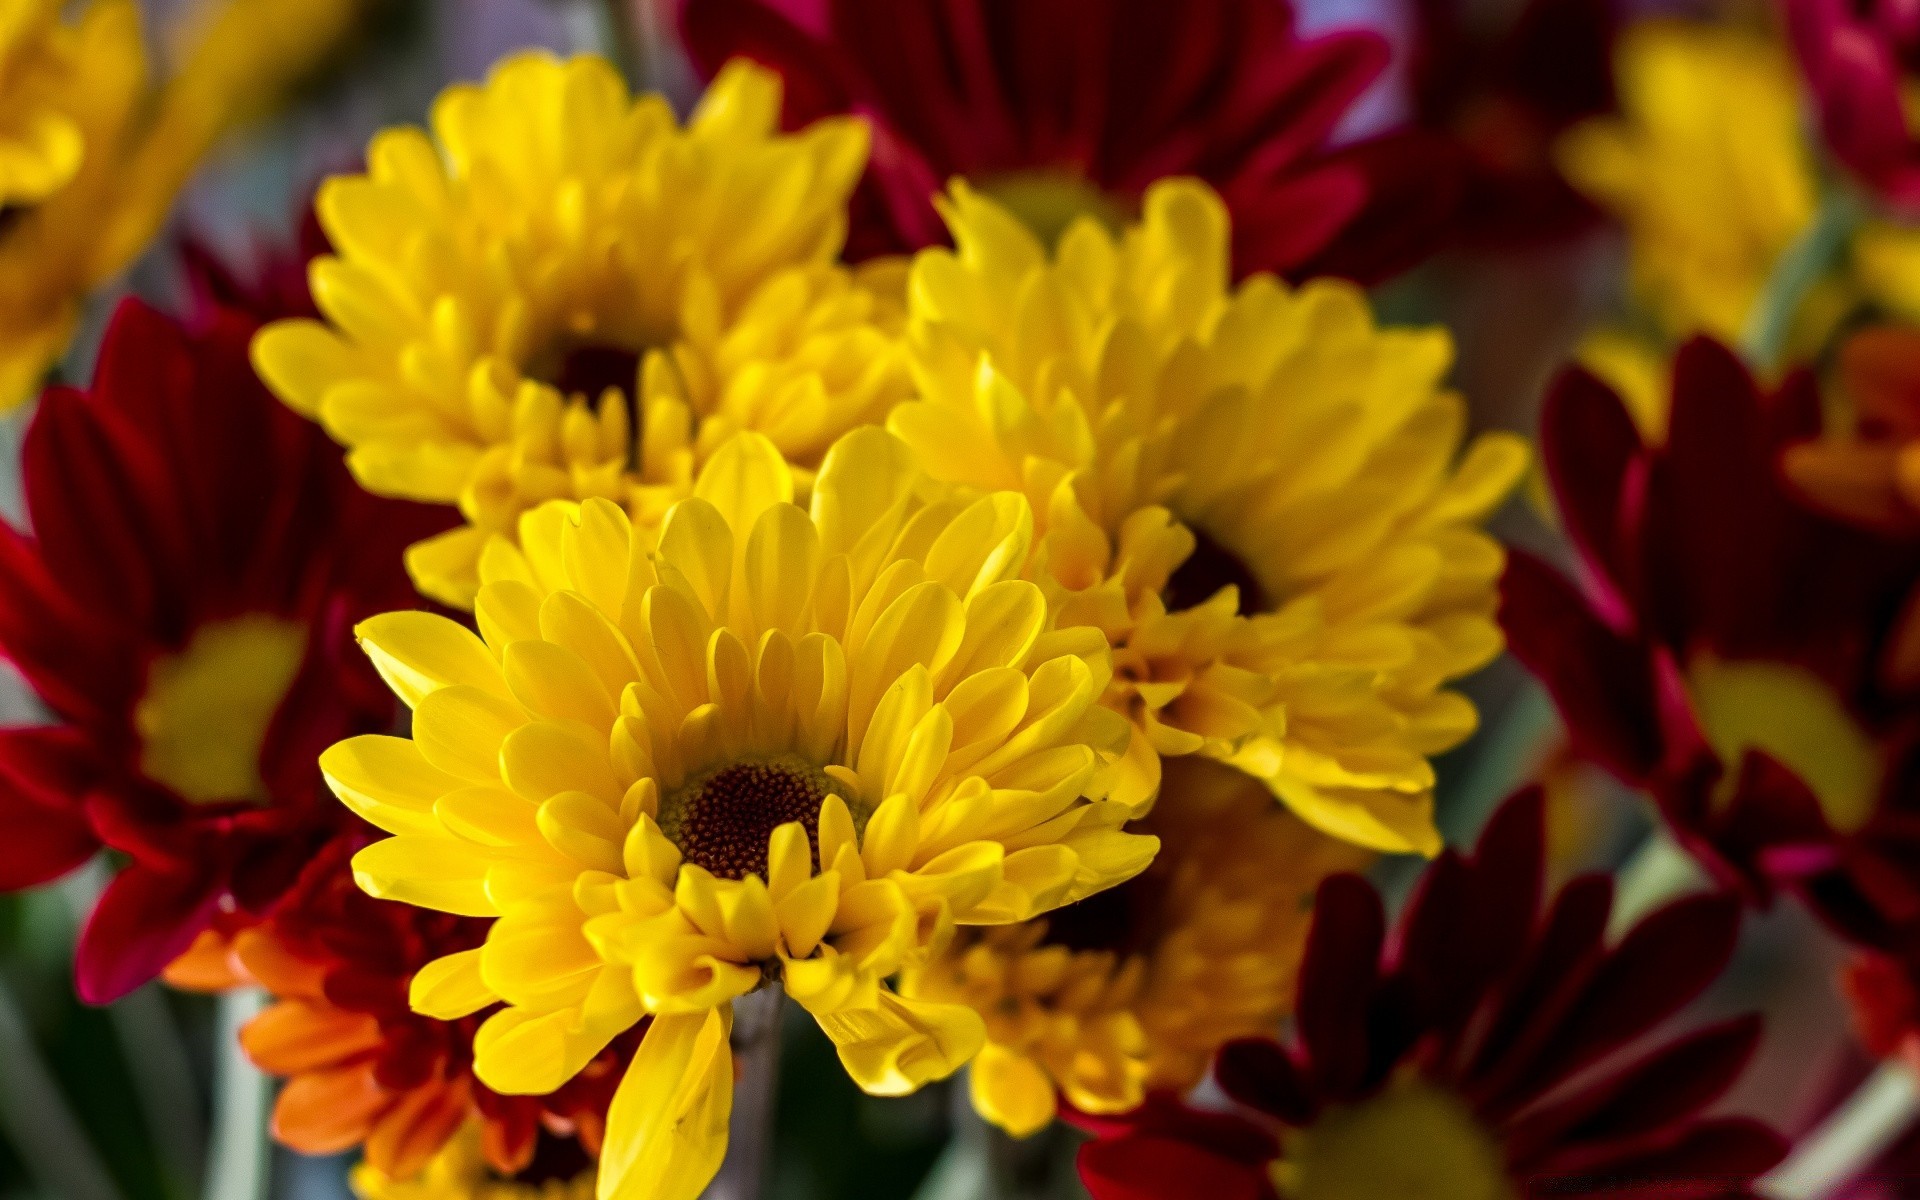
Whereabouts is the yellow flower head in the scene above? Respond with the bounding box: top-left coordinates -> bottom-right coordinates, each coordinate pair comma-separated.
254,53 -> 911,609
901,757 -> 1368,1136
351,1123 -> 593,1200
1558,20 -> 1821,344
890,178 -> 1526,854
0,0 -> 146,408
323,427 -> 1154,1200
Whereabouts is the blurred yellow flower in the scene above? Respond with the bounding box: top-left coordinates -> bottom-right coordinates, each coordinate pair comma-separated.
0,0 -> 390,411
254,53 -> 910,609
901,757 -> 1367,1136
1558,21 -> 1826,345
350,1123 -> 593,1200
324,427 -> 1154,1200
889,178 -> 1525,854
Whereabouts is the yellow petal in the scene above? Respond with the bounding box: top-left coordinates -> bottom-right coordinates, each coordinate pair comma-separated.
356,612 -> 509,707
969,1044 -> 1058,1138
598,1009 -> 735,1200
814,991 -> 983,1097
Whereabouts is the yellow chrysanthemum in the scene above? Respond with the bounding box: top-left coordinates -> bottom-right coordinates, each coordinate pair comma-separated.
0,0 -> 388,410
1556,20 -> 1836,345
888,178 -> 1526,854
254,53 -> 910,609
323,427 -> 1155,1200
901,757 -> 1367,1136
351,1123 -> 593,1200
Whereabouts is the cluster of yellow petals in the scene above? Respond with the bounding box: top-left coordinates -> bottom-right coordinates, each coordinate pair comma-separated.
901,757 -> 1367,1136
323,425 -> 1155,1198
351,1123 -> 592,1200
890,178 -> 1525,853
1557,20 -> 1835,349
254,53 -> 910,608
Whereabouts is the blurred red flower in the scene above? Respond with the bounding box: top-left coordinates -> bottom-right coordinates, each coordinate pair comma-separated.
1502,337 -> 1920,948
1075,791 -> 1785,1200
1788,0 -> 1920,210
676,0 -> 1461,281
0,273 -> 447,1002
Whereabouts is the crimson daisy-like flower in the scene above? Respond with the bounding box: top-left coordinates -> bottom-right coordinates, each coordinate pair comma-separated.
169,836 -> 631,1179
0,284 -> 448,1003
1075,790 -> 1786,1200
1502,337 -> 1920,948
675,0 -> 1460,281
1788,0 -> 1920,210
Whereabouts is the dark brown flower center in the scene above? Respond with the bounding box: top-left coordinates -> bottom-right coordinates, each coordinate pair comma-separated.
1163,525 -> 1267,615
550,342 -> 642,405
659,756 -> 836,882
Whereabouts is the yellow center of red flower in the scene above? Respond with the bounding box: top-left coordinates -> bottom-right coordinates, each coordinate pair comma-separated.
1686,655 -> 1882,833
657,755 -> 839,881
976,167 -> 1133,249
1274,1076 -> 1514,1200
134,614 -> 306,804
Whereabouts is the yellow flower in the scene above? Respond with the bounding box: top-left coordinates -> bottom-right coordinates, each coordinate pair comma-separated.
901,757 -> 1368,1136
0,0 -> 386,410
0,0 -> 146,409
889,178 -> 1526,854
1557,20 -> 1826,344
351,1123 -> 593,1200
254,53 -> 910,609
323,427 -> 1155,1200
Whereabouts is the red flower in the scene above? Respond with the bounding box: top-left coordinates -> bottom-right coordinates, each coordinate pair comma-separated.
1407,0 -> 1619,246
676,0 -> 1462,282
1788,0 -> 1920,211
0,288 -> 449,1003
1502,337 -> 1920,948
1076,791 -> 1785,1200
171,837 -> 631,1178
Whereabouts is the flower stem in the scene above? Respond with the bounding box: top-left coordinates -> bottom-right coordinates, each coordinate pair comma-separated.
1760,1060 -> 1920,1199
1741,188 -> 1860,373
203,988 -> 271,1200
704,985 -> 785,1200
0,973 -> 127,1200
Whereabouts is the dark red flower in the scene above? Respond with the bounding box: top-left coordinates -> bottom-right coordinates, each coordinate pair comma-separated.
1407,0 -> 1619,246
0,285 -> 450,1003
676,0 -> 1462,282
1788,0 -> 1920,211
1076,791 -> 1786,1200
1502,337 -> 1920,949
169,837 -> 631,1178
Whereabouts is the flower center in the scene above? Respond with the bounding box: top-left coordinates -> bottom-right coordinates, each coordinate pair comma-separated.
1163,525 -> 1267,615
1275,1077 -> 1515,1200
548,341 -> 643,406
1685,655 -> 1882,833
508,1130 -> 595,1189
657,755 -> 839,882
134,614 -> 307,805
976,167 -> 1133,250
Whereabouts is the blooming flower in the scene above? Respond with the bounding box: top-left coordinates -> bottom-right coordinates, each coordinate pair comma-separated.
887,176 -> 1526,851
1557,20 -> 1829,345
899,757 -> 1366,1137
253,53 -> 910,609
675,0 -> 1457,282
169,836 -> 628,1181
0,293 -> 446,1003
350,1122 -> 596,1200
1076,790 -> 1787,1200
1787,0 -> 1920,210
1502,337 -> 1920,948
324,426 -> 1155,1200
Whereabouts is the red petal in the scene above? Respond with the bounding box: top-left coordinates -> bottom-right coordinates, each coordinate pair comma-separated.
74,866 -> 221,1004
0,727 -> 100,888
